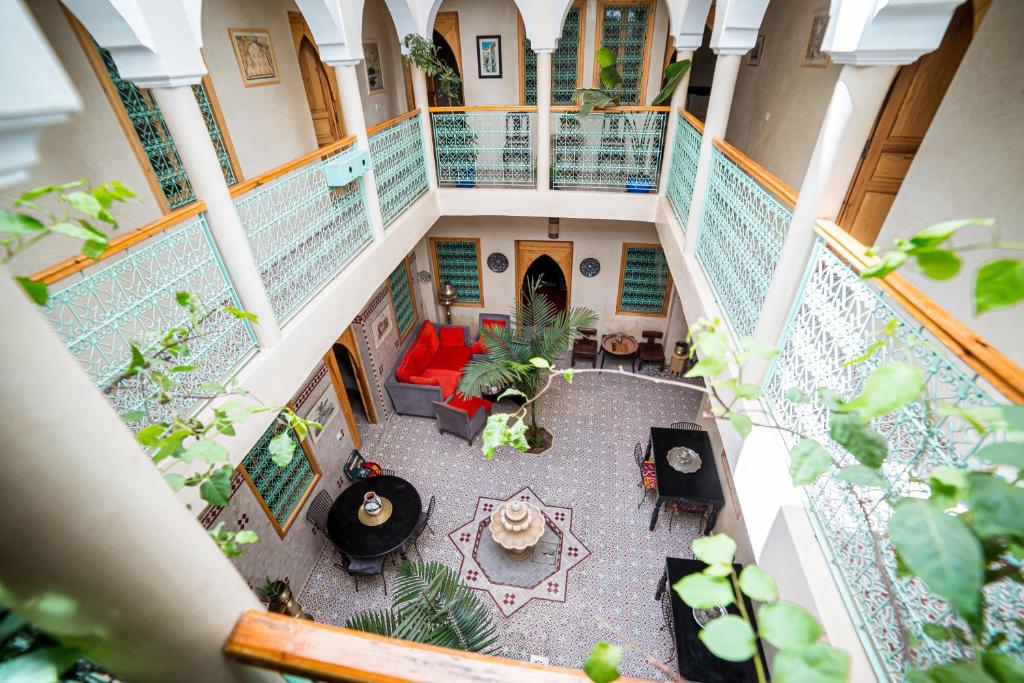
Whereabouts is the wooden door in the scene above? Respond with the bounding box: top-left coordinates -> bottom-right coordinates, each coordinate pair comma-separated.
434,12 -> 464,79
515,240 -> 574,308
837,1 -> 975,245
289,12 -> 345,146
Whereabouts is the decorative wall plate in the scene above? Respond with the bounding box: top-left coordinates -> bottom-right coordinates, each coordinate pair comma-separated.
579,257 -> 600,277
417,270 -> 432,284
487,252 -> 509,273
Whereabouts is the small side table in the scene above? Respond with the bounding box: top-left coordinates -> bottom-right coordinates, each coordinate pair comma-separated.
668,352 -> 688,377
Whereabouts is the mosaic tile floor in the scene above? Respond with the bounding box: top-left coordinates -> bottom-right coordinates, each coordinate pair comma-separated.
299,362 -> 707,678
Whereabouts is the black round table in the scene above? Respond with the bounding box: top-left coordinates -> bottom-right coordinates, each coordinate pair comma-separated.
327,475 -> 422,558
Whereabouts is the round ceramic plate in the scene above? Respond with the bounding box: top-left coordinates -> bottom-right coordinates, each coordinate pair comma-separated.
487,252 -> 509,273
693,605 -> 728,628
667,446 -> 701,473
579,257 -> 600,277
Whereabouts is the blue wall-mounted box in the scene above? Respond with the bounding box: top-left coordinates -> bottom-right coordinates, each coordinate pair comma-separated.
324,148 -> 371,187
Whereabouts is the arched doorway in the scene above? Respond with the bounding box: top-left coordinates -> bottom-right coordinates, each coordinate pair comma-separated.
430,12 -> 464,105
289,12 -> 345,146
516,240 -> 573,313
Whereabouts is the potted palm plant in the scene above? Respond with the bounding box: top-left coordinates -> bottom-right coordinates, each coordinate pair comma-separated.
259,577 -> 305,617
459,276 -> 598,454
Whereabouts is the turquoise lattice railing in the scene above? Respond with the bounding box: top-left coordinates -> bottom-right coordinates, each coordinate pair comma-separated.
431,109 -> 536,188
39,213 -> 257,429
762,239 -> 1020,681
241,415 -> 318,533
551,110 -> 667,192
523,4 -> 581,105
368,112 -> 430,227
665,111 -> 703,231
234,145 -> 374,323
695,143 -> 792,338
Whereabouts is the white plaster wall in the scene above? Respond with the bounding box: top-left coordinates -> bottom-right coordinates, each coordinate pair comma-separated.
438,0 -> 520,106
10,0 -> 164,276
724,0 -> 841,189
877,0 -> 1024,369
359,0 -> 410,128
425,216 -> 674,341
201,0 -> 318,178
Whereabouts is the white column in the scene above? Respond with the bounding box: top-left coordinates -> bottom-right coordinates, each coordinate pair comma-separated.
535,50 -> 553,191
683,53 -> 742,251
0,272 -> 275,683
750,64 -> 898,371
151,86 -> 281,348
334,62 -> 386,240
657,48 -> 694,196
581,0 -> 598,87
410,64 -> 438,189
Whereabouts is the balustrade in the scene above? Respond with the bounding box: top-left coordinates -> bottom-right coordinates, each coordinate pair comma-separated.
367,110 -> 430,228
430,107 -> 537,188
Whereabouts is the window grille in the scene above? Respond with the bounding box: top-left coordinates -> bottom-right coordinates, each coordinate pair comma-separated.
431,238 -> 483,305
598,2 -> 653,105
389,258 -> 417,339
523,4 -> 582,105
618,244 -> 670,315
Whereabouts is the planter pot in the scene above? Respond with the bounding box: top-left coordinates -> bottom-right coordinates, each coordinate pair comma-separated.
454,166 -> 477,189
525,427 -> 554,455
267,584 -> 304,618
626,177 -> 655,194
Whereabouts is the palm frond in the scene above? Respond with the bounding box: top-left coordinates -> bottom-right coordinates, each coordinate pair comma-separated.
344,608 -> 399,637
458,357 -> 527,395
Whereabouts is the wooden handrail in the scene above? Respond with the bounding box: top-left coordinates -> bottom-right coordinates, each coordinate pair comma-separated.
550,105 -> 671,113
712,137 -> 798,209
678,108 -> 705,134
229,135 -> 358,198
366,109 -> 421,137
225,611 -> 655,683
815,220 -> 1024,403
29,201 -> 208,285
428,105 -> 539,113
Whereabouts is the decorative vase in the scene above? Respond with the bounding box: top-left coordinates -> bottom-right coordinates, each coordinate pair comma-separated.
363,491 -> 382,516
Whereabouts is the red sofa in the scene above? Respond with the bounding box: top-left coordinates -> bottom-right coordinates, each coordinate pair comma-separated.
385,321 -> 473,417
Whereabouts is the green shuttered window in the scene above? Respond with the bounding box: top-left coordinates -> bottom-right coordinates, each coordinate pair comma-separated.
598,3 -> 652,105
241,416 -> 319,536
432,238 -> 482,305
389,258 -> 417,338
618,244 -> 670,315
523,4 -> 582,105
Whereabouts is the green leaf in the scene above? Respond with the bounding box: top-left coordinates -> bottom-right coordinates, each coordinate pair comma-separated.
965,472 -> 1024,541
136,424 -> 166,447
164,473 -> 186,491
583,641 -> 622,683
198,382 -> 226,394
909,661 -> 998,683
81,238 -> 107,260
224,305 -> 258,322
685,356 -> 728,378
182,439 -> 230,465
482,414 -> 508,459
888,500 -> 984,621
975,442 -> 1024,469
651,59 -> 691,106
49,220 -> 107,243
929,465 -> 967,508
595,47 -> 617,68
738,565 -> 777,602
922,623 -> 952,642
704,562 -> 734,577
64,189 -> 103,217
758,602 -> 823,650
506,418 -> 529,452
672,573 -> 735,609
234,530 -> 259,544
843,340 -> 885,367
773,643 -> 849,683
837,464 -> 888,489
528,356 -> 551,369
915,249 -> 962,280
845,363 -> 924,419
741,336 -> 778,360
830,412 -> 887,468
0,646 -> 79,681
18,184 -> 58,202
861,249 -> 908,279
200,467 -> 233,506
599,64 -> 622,89
0,209 -> 45,236
982,650 -> 1024,683
15,277 -> 48,305
789,439 -> 833,485
693,533 -> 737,565
975,259 -> 1024,314
908,219 -> 992,250
786,387 -> 811,404
268,431 -> 296,467
563,369 -> 574,383
698,615 -> 756,662
729,413 -> 753,438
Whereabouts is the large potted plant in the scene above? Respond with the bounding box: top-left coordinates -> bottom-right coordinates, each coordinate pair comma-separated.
459,276 -> 597,454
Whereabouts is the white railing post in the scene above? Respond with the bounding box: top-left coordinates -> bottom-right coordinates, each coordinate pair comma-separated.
535,50 -> 553,191
410,64 -> 438,190
333,62 -> 386,242
657,48 -> 694,196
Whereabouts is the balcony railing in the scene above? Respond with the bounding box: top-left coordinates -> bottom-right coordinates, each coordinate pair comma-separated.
29,203 -> 258,430
665,109 -> 703,229
367,110 -> 430,227
232,136 -> 374,323
430,106 -> 536,188
551,107 -> 668,192
695,137 -> 796,340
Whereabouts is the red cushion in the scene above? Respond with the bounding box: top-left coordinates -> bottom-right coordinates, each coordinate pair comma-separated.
430,346 -> 471,371
446,394 -> 493,416
470,337 -> 488,354
423,369 -> 460,398
408,375 -> 439,387
439,326 -> 465,348
420,321 -> 440,355
641,460 -> 657,490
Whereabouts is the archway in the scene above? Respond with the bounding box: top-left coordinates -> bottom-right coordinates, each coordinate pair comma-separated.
523,255 -> 568,312
516,240 -> 573,313
429,15 -> 464,105
289,12 -> 344,145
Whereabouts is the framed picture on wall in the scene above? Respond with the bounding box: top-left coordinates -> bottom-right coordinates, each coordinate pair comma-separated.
476,35 -> 502,79
309,390 -> 338,444
363,41 -> 385,92
372,307 -> 393,348
802,8 -> 831,67
228,28 -> 280,87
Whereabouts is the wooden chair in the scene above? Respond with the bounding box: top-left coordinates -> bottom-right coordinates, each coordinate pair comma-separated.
636,330 -> 665,372
635,442 -> 657,508
571,327 -> 598,367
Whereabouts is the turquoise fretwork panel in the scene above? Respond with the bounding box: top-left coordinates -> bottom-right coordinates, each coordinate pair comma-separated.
95,43 -> 236,208
695,146 -> 791,339
389,259 -> 417,337
619,245 -> 670,314
234,147 -> 374,323
523,5 -> 581,105
551,111 -> 665,191
433,239 -> 481,304
761,240 -> 1019,681
432,111 -> 535,188
40,214 -> 257,430
242,416 -> 318,533
665,112 -> 702,231
599,3 -> 651,105
368,115 -> 429,227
